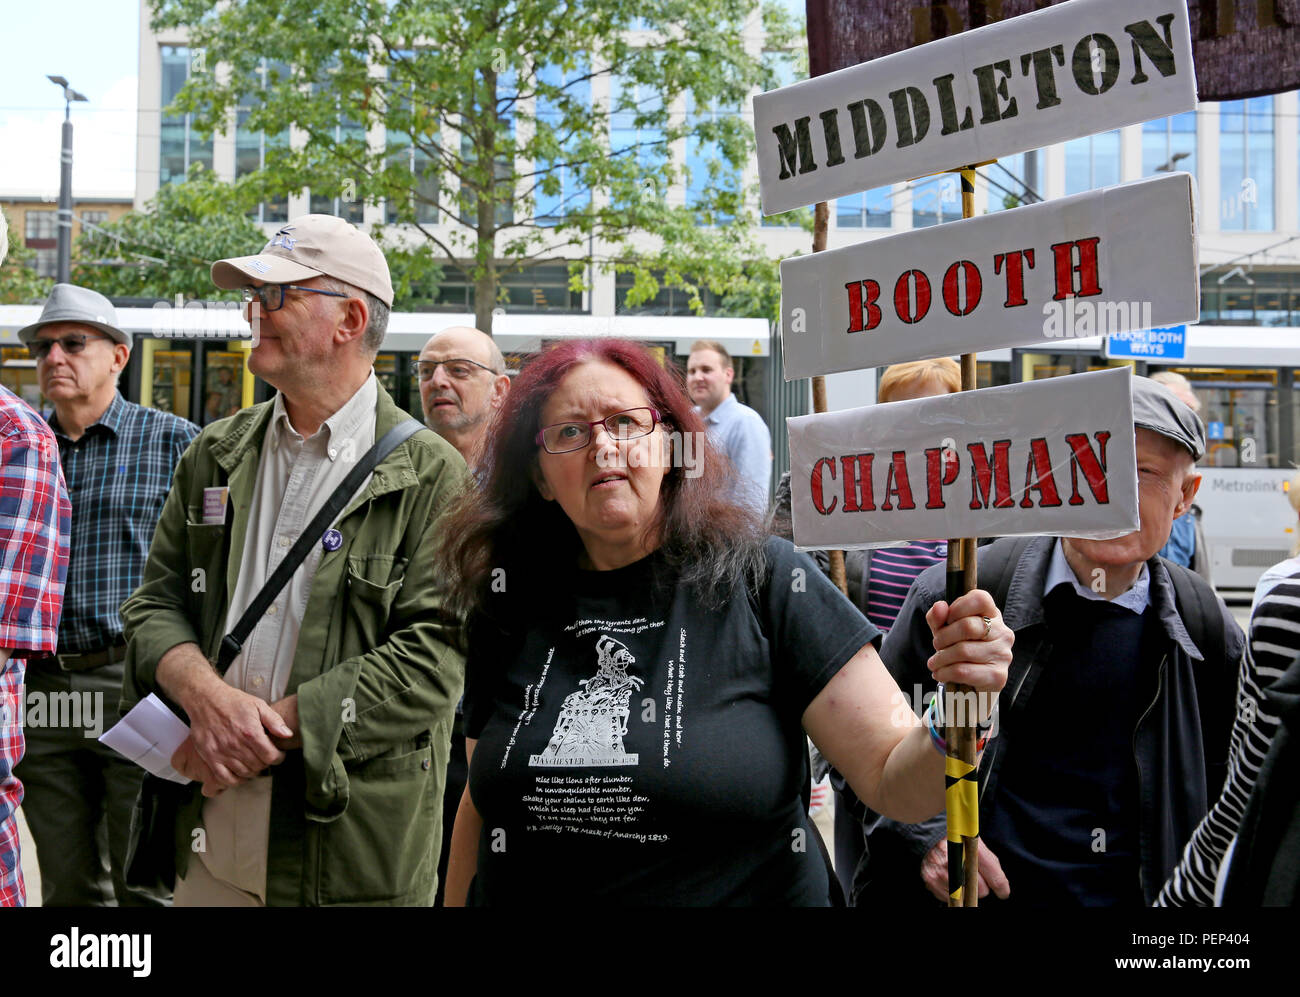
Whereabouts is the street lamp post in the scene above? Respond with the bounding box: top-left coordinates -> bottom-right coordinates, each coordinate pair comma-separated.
47,75 -> 88,285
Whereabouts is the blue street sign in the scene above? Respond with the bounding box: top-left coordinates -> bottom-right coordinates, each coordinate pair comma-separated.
1104,325 -> 1187,360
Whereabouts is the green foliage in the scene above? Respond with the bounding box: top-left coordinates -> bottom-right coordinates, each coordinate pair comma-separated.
0,209 -> 53,304
149,0 -> 799,331
73,168 -> 270,300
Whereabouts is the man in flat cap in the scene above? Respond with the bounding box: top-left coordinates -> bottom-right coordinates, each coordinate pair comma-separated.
15,285 -> 196,906
858,376 -> 1244,908
0,216 -> 72,906
121,215 -> 469,905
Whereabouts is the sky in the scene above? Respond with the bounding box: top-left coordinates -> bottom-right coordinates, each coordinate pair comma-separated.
0,0 -> 807,201
2,1 -> 140,197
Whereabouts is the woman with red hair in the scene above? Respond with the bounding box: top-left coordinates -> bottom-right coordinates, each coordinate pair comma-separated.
441,338 -> 1011,906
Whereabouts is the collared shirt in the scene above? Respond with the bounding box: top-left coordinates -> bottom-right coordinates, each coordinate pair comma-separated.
201,373 -> 377,900
1043,538 -> 1150,615
697,394 -> 772,516
0,385 -> 71,907
47,392 -> 198,654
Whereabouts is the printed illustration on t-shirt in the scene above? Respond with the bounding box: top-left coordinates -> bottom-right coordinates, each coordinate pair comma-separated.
530,635 -> 643,768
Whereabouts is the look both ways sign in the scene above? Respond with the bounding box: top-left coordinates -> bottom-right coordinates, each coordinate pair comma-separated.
780,172 -> 1198,378
754,0 -> 1197,214
786,367 -> 1139,549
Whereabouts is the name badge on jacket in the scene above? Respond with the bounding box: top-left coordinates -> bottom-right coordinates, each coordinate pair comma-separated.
202,486 -> 228,525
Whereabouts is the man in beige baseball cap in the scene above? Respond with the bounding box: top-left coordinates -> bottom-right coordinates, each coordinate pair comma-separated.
122,214 -> 468,906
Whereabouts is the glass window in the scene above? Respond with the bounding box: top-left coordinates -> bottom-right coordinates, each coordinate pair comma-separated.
614,269 -> 718,315
33,249 -> 57,278
201,348 -> 245,425
836,187 -> 892,228
236,61 -> 290,223
500,263 -> 583,311
151,345 -> 195,420
79,210 -> 109,230
684,92 -> 740,223
986,151 -> 1043,212
1018,352 -> 1084,381
610,74 -> 667,207
24,210 -> 57,240
457,68 -> 516,227
1220,96 -> 1274,231
309,116 -> 366,222
534,63 -> 591,226
911,174 -> 962,228
385,54 -> 440,226
761,51 -> 807,228
0,346 -> 43,409
1065,130 -> 1120,195
1142,111 -> 1197,178
1179,368 -> 1279,467
976,360 -> 1011,388
159,45 -> 213,185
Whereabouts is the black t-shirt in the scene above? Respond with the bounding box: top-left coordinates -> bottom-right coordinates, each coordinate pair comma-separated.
463,536 -> 880,906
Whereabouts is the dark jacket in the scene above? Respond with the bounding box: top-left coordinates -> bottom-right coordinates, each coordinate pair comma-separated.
861,535 -> 1243,907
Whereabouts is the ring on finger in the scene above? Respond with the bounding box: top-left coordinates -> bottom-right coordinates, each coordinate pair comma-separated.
981,616 -> 994,640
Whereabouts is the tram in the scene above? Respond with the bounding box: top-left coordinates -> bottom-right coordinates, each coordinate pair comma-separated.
0,304 -> 776,426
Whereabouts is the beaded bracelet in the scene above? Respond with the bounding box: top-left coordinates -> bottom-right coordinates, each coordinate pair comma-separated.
923,691 -> 992,755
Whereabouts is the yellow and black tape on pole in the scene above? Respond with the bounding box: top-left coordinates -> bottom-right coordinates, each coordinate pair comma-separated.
945,165 -> 981,907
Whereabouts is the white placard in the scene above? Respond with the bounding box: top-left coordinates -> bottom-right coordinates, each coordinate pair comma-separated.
754,0 -> 1196,215
779,172 -> 1198,381
787,367 -> 1139,549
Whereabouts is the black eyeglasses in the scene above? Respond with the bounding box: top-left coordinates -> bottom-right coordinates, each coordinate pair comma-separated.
536,407 -> 661,454
241,284 -> 350,313
411,358 -> 496,382
30,332 -> 112,360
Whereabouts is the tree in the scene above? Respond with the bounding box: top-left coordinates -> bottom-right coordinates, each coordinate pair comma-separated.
150,0 -> 797,334
0,209 -> 54,305
74,168 -> 273,300
76,169 -> 444,305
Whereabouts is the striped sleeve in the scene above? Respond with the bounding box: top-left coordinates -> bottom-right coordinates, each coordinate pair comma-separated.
1154,575 -> 1300,906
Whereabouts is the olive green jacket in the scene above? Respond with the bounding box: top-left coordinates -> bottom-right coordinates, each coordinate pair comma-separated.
120,382 -> 468,906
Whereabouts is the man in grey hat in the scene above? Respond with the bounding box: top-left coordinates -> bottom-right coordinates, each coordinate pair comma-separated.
15,283 -> 198,906
121,215 -> 468,906
858,376 -> 1244,909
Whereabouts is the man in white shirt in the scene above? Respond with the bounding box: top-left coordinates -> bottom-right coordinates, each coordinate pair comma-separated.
686,340 -> 772,516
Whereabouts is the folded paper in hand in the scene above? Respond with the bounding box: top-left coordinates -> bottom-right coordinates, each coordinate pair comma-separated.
99,693 -> 193,784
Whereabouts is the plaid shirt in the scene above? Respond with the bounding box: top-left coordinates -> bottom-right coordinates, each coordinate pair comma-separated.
0,385 -> 70,907
48,392 -> 198,654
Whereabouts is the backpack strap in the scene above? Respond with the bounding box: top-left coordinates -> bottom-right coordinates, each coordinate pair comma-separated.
1163,557 -> 1227,669
216,418 -> 424,673
1162,556 -> 1235,792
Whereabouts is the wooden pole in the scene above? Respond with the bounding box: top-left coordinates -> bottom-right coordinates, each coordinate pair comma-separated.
811,200 -> 848,597
945,166 -> 981,908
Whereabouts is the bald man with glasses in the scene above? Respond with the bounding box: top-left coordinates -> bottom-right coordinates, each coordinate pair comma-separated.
413,325 -> 510,904
415,326 -> 511,471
